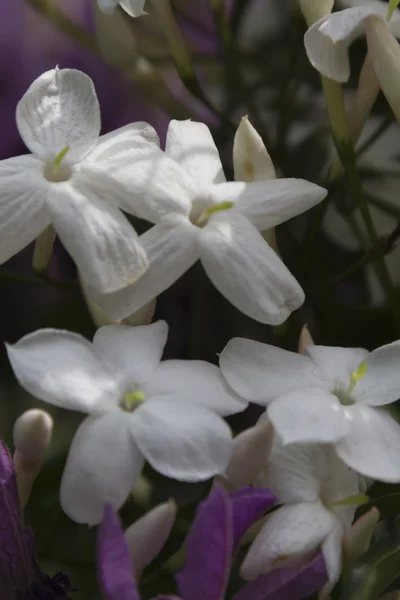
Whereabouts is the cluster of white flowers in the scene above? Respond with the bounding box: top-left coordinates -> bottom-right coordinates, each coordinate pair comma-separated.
3,0 -> 400,594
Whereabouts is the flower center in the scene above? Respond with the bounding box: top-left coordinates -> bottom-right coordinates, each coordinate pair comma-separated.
335,361 -> 368,406
43,146 -> 72,182
190,200 -> 234,227
120,389 -> 146,413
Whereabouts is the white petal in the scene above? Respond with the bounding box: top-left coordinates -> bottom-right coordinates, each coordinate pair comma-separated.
60,412 -> 144,524
130,399 -> 232,481
268,388 -> 349,445
240,503 -> 333,580
0,155 -> 50,263
305,346 -> 369,392
86,143 -> 195,224
97,0 -> 119,14
219,337 -> 326,404
46,180 -> 148,293
211,179 -> 327,231
16,68 -> 100,163
335,404 -> 400,482
119,0 -> 147,17
143,359 -> 246,416
6,329 -> 118,412
320,520 -> 344,597
304,8 -> 382,82
233,116 -> 276,182
198,212 -> 305,325
86,122 -> 159,165
354,340 -> 400,406
92,321 -> 168,389
165,120 -> 226,187
88,220 -> 198,321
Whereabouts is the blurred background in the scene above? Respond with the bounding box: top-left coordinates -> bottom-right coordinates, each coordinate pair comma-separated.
1,0 -> 400,596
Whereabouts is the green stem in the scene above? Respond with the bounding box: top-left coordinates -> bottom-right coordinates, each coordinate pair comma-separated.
32,226 -> 56,275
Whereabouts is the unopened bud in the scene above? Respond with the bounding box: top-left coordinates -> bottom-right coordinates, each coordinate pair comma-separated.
223,418 -> 273,490
13,409 -> 53,508
233,116 -> 276,183
366,17 -> 400,125
298,324 -> 315,354
343,507 -> 379,565
125,500 -> 177,575
299,0 -> 334,26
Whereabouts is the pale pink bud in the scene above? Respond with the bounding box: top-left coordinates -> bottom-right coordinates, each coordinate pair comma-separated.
223,417 -> 273,490
13,409 -> 53,508
298,324 -> 315,354
125,500 -> 177,575
343,507 -> 379,564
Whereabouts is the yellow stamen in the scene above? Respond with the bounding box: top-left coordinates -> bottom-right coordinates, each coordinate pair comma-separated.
123,390 -> 146,410
52,145 -> 70,178
329,494 -> 369,508
342,361 -> 368,405
196,201 -> 234,225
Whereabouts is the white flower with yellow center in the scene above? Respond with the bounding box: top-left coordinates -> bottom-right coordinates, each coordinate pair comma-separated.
97,0 -> 147,17
0,67 -> 159,293
6,321 -> 245,525
89,119 -> 327,325
220,338 -> 400,481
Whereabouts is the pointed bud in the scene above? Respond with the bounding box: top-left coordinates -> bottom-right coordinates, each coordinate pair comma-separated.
298,324 -> 315,354
125,500 -> 177,575
343,507 -> 379,565
223,418 -> 273,490
13,409 -> 53,508
299,0 -> 333,26
366,17 -> 400,125
233,116 -> 276,183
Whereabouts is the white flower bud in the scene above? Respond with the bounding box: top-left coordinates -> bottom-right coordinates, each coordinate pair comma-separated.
366,16 -> 400,125
233,116 -> 276,183
343,507 -> 379,564
125,500 -> 176,574
223,417 -> 273,490
298,324 -> 315,354
299,0 -> 334,26
13,409 -> 53,461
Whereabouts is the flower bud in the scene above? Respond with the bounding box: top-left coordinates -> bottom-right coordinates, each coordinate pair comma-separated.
125,500 -> 177,575
233,116 -> 276,183
298,324 -> 315,354
13,409 -> 53,508
343,507 -> 379,565
299,0 -> 334,26
223,417 -> 273,490
366,16 -> 400,125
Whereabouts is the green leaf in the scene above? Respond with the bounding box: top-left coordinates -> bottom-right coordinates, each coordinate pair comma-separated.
339,519 -> 400,600
388,0 -> 400,20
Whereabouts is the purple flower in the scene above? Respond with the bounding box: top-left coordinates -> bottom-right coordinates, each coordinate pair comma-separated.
0,441 -> 73,599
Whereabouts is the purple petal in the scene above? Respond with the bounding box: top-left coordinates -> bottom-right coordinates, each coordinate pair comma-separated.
0,441 -> 34,595
97,504 -> 139,600
233,551 -> 328,600
230,487 -> 277,550
176,485 -> 232,600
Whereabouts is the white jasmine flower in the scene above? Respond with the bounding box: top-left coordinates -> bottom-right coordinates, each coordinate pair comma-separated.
6,321 -> 245,525
220,337 -> 400,481
0,67 -> 159,293
241,441 -> 365,597
304,0 -> 400,82
88,119 -> 327,325
97,0 -> 147,17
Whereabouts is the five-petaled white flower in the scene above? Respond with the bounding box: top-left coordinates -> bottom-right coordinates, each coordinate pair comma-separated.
220,337 -> 400,481
97,0 -> 147,17
6,321 -> 245,525
304,0 -> 400,82
241,439 -> 365,597
0,67 -> 158,293
88,118 -> 327,325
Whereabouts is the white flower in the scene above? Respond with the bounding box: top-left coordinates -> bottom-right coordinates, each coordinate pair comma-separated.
6,321 -> 245,524
0,67 -> 160,293
97,0 -> 147,17
241,440 -> 365,596
304,0 -> 400,82
220,337 -> 400,481
88,119 -> 327,325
